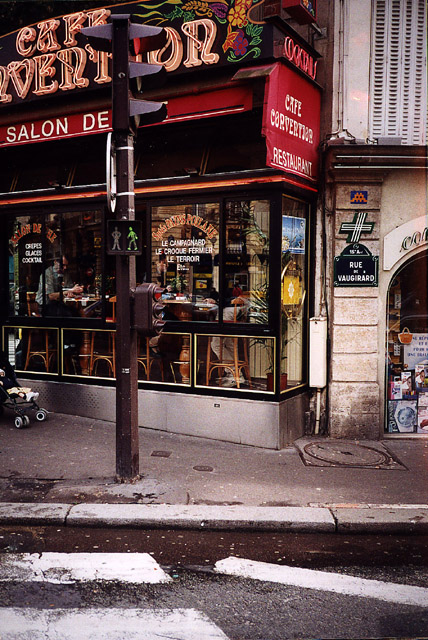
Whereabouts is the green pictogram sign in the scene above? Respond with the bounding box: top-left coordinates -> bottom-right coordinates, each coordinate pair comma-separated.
107,220 -> 142,255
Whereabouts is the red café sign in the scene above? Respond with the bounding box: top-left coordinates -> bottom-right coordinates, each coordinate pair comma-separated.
0,109 -> 111,147
262,62 -> 321,182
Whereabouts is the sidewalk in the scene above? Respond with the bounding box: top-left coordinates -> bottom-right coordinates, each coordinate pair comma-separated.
1,410 -> 428,533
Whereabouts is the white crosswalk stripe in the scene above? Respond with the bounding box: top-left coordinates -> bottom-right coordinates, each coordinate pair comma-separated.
214,557 -> 428,608
0,608 -> 230,639
0,552 -> 171,584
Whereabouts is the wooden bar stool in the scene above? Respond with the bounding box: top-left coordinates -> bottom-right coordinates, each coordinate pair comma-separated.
205,300 -> 252,389
24,292 -> 55,372
137,336 -> 164,381
89,330 -> 116,377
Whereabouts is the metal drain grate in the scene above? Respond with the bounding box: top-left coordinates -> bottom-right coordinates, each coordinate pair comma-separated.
296,439 -> 406,469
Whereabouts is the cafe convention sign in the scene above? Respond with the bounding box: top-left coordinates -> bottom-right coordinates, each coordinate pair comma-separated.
0,0 -> 321,185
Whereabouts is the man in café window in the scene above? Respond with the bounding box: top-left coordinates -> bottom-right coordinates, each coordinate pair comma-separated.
36,255 -> 83,314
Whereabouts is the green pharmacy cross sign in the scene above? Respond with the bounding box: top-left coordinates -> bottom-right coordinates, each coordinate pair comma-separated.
334,243 -> 379,287
339,211 -> 374,243
107,220 -> 142,255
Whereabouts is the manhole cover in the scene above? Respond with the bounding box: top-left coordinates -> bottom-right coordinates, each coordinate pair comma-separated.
302,441 -> 392,468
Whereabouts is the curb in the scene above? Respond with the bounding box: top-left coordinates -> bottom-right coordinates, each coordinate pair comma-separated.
1,503 -> 428,533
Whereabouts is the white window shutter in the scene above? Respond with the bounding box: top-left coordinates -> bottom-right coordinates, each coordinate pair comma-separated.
369,0 -> 427,145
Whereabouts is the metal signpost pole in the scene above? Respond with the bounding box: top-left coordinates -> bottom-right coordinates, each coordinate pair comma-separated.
82,15 -> 167,482
112,16 -> 139,481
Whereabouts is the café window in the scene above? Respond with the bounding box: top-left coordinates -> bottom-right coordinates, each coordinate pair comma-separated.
280,196 -> 308,391
8,210 -> 106,319
223,199 -> 269,324
151,203 -> 220,322
150,199 -> 270,324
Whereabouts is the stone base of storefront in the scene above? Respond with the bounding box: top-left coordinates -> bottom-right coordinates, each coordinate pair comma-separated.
329,382 -> 381,440
19,379 -> 309,450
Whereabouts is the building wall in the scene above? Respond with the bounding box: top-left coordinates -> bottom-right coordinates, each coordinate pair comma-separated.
328,176 -> 382,438
18,378 -> 309,449
322,0 -> 427,439
331,0 -> 372,140
326,165 -> 427,439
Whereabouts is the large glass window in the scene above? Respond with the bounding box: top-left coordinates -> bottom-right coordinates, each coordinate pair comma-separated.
386,254 -> 428,434
280,197 -> 308,391
196,334 -> 275,391
150,199 -> 270,326
151,203 -> 220,322
223,200 -> 270,324
4,326 -> 59,374
8,210 -> 106,319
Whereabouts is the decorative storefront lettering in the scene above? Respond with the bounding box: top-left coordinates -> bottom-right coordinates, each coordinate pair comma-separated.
0,1 -> 268,108
283,36 -> 317,81
401,227 -> 428,252
1,110 -> 111,147
262,62 -> 321,182
152,214 -> 218,241
0,9 -> 111,105
384,216 -> 428,271
10,223 -> 57,246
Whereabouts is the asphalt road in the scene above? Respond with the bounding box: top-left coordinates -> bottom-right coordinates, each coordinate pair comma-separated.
1,525 -> 428,568
1,528 -> 428,639
1,560 -> 428,639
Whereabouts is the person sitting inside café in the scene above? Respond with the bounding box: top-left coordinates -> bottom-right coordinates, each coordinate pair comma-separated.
36,255 -> 83,314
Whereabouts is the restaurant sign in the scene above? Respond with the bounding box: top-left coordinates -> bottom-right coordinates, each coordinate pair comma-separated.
0,0 -> 271,109
262,62 -> 321,182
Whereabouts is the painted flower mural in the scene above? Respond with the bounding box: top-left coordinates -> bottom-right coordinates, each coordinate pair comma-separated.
134,0 -> 264,63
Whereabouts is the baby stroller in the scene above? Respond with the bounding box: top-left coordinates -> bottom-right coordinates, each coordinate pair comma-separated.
0,351 -> 48,429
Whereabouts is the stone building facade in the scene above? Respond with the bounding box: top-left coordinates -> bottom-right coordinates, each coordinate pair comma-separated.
318,0 -> 427,441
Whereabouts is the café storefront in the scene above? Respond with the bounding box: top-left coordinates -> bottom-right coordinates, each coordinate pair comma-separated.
0,0 -> 322,448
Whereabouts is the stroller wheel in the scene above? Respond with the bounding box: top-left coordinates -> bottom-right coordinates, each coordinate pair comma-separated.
35,409 -> 48,422
22,415 -> 30,427
14,416 -> 25,429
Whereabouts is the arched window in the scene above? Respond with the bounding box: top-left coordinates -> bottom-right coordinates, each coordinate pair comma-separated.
386,253 -> 428,433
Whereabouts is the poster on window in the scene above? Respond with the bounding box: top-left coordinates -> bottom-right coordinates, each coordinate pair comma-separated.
387,400 -> 418,433
403,333 -> 428,369
282,216 -> 306,254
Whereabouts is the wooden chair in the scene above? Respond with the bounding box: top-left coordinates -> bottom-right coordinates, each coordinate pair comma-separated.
137,336 -> 164,381
89,330 -> 116,377
24,292 -> 55,372
205,300 -> 252,389
87,296 -> 117,378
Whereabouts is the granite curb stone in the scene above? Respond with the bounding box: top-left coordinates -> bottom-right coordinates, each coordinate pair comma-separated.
0,503 -> 71,525
332,507 -> 428,533
1,503 -> 428,533
66,504 -> 336,532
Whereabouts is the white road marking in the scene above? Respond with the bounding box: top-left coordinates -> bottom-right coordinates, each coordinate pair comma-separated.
0,608 -> 230,639
0,552 -> 171,584
214,557 -> 428,608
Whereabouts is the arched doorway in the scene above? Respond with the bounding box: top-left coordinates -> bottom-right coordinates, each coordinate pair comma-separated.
386,252 -> 428,434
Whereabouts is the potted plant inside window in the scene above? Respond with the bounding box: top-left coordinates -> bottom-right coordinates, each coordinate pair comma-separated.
169,275 -> 188,295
